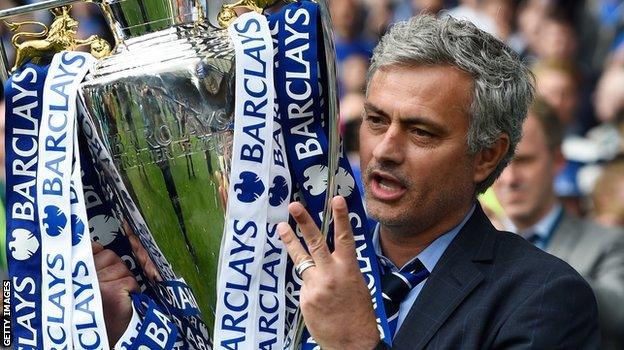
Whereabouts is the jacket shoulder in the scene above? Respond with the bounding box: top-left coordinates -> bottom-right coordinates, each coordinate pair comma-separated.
492,229 -> 586,278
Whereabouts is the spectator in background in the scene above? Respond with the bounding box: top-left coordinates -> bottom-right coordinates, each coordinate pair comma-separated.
532,59 -> 590,215
534,12 -> 578,63
514,0 -> 555,61
578,64 -> 624,160
481,0 -> 519,44
594,64 -> 624,126
392,0 -> 445,23
339,53 -> 369,96
557,65 -> 624,219
340,92 -> 366,197
446,0 -> 497,35
592,158 -> 624,228
535,10 -> 602,137
362,0 -> 395,41
579,0 -> 624,75
608,36 -> 624,67
71,3 -> 114,48
493,99 -> 624,349
533,59 -> 583,135
329,0 -> 375,64
330,0 -> 375,99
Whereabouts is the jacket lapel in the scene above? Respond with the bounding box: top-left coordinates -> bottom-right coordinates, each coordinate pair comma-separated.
392,205 -> 496,349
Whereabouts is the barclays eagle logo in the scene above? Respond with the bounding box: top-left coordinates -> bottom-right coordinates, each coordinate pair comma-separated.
234,171 -> 265,203
71,215 -> 85,246
43,205 -> 67,237
269,175 -> 289,207
9,228 -> 39,261
89,214 -> 123,247
303,165 -> 356,197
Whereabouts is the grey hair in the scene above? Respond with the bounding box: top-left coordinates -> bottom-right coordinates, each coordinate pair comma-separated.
367,15 -> 535,193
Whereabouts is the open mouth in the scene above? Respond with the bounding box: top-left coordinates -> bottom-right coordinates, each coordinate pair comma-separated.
370,171 -> 407,201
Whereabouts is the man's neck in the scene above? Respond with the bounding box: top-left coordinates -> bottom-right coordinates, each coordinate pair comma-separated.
379,205 -> 473,267
379,230 -> 437,268
511,197 -> 558,232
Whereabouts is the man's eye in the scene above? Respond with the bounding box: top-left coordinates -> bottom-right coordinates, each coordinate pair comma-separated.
512,156 -> 533,165
366,115 -> 384,125
412,128 -> 434,138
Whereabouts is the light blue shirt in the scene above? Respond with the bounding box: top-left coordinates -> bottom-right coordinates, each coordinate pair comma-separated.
505,204 -> 562,250
373,205 -> 475,335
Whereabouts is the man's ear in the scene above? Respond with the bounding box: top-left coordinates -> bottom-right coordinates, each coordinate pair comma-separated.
473,134 -> 510,184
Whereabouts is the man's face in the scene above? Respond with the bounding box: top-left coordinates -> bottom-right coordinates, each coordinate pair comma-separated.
360,65 -> 479,236
537,21 -> 577,60
536,70 -> 577,127
493,115 -> 561,229
329,0 -> 358,37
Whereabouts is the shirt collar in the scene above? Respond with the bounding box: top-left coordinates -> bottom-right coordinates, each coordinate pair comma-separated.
506,203 -> 563,241
374,205 -> 475,272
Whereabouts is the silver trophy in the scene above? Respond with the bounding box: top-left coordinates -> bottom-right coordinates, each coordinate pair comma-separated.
0,0 -> 340,346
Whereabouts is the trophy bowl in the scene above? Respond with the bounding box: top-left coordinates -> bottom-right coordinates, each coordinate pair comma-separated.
80,10 -> 237,332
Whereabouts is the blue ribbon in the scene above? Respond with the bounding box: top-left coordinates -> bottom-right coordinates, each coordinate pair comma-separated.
118,293 -> 179,350
4,63 -> 49,350
154,280 -> 200,318
270,1 -> 391,346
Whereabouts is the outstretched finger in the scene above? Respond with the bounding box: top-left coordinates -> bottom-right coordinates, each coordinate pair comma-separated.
331,196 -> 357,260
277,222 -> 315,279
289,202 -> 331,265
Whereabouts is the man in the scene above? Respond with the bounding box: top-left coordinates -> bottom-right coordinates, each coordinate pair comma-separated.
533,59 -> 581,135
493,99 -> 624,349
99,15 -> 600,349
277,15 -> 600,349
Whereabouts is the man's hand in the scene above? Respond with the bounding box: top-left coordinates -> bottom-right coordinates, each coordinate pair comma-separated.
92,242 -> 139,346
278,196 -> 380,350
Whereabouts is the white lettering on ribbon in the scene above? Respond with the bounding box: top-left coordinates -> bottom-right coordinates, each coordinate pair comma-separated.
38,51 -> 93,350
6,65 -> 44,349
70,127 -> 109,349
214,11 -> 276,349
256,93 -> 291,349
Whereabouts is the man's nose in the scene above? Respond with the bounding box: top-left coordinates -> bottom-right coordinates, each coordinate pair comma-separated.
372,125 -> 405,164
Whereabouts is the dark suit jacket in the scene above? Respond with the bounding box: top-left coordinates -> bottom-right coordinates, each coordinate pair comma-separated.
390,205 -> 600,349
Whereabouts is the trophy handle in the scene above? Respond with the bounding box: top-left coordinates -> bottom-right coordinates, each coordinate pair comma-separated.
0,0 -> 109,83
316,0 -> 339,248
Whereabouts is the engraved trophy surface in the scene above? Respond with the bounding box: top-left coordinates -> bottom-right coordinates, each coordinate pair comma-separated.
80,0 -> 238,331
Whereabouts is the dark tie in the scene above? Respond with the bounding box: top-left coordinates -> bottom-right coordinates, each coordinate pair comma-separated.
380,258 -> 430,336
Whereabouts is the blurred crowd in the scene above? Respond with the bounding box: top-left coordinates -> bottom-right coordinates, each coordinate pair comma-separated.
0,0 -> 623,346
333,0 -> 624,227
